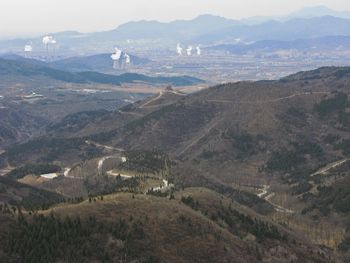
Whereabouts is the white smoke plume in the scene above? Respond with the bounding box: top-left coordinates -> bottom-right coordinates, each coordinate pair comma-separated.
186,46 -> 193,56
111,47 -> 123,69
42,35 -> 57,61
124,53 -> 131,64
24,45 -> 33,52
196,46 -> 201,56
24,44 -> 33,58
42,35 -> 56,45
111,47 -> 122,60
176,43 -> 183,55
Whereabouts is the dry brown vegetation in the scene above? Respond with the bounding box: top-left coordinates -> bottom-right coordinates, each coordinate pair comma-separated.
1,188 -> 337,262
3,67 -> 350,261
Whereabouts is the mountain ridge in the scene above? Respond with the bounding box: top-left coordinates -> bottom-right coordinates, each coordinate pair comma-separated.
1,66 -> 350,261
0,58 -> 204,86
3,10 -> 350,52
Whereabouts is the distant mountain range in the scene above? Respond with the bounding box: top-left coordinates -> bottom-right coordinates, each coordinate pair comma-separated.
194,16 -> 350,44
208,35 -> 350,54
0,14 -> 240,53
240,5 -> 350,24
1,6 -> 350,53
92,14 -> 240,42
288,5 -> 350,19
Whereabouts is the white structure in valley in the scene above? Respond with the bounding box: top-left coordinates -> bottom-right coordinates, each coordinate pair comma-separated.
111,47 -> 131,69
42,35 -> 57,60
24,44 -> 33,57
176,43 -> 183,55
186,46 -> 193,56
196,46 -> 201,56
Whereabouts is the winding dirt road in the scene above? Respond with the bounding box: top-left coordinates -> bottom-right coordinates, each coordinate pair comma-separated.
98,156 -> 114,175
85,140 -> 124,152
257,185 -> 294,214
139,92 -> 164,108
310,158 -> 350,177
139,90 -> 186,109
207,91 -> 329,105
63,142 -> 124,178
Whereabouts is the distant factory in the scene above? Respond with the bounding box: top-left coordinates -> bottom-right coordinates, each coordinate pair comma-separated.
177,43 -> 201,56
22,34 -> 58,61
111,47 -> 132,69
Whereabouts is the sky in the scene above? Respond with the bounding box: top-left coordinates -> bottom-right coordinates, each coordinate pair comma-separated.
1,0 -> 350,38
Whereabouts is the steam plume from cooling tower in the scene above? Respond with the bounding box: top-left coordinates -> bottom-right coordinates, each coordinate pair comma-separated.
42,35 -> 56,46
176,43 -> 183,55
24,45 -> 33,52
42,35 -> 57,60
124,53 -> 131,64
111,47 -> 122,61
196,46 -> 201,56
186,46 -> 193,56
24,44 -> 33,58
111,47 -> 123,69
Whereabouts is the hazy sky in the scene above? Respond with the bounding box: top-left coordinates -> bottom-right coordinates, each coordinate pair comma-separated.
1,0 -> 350,37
